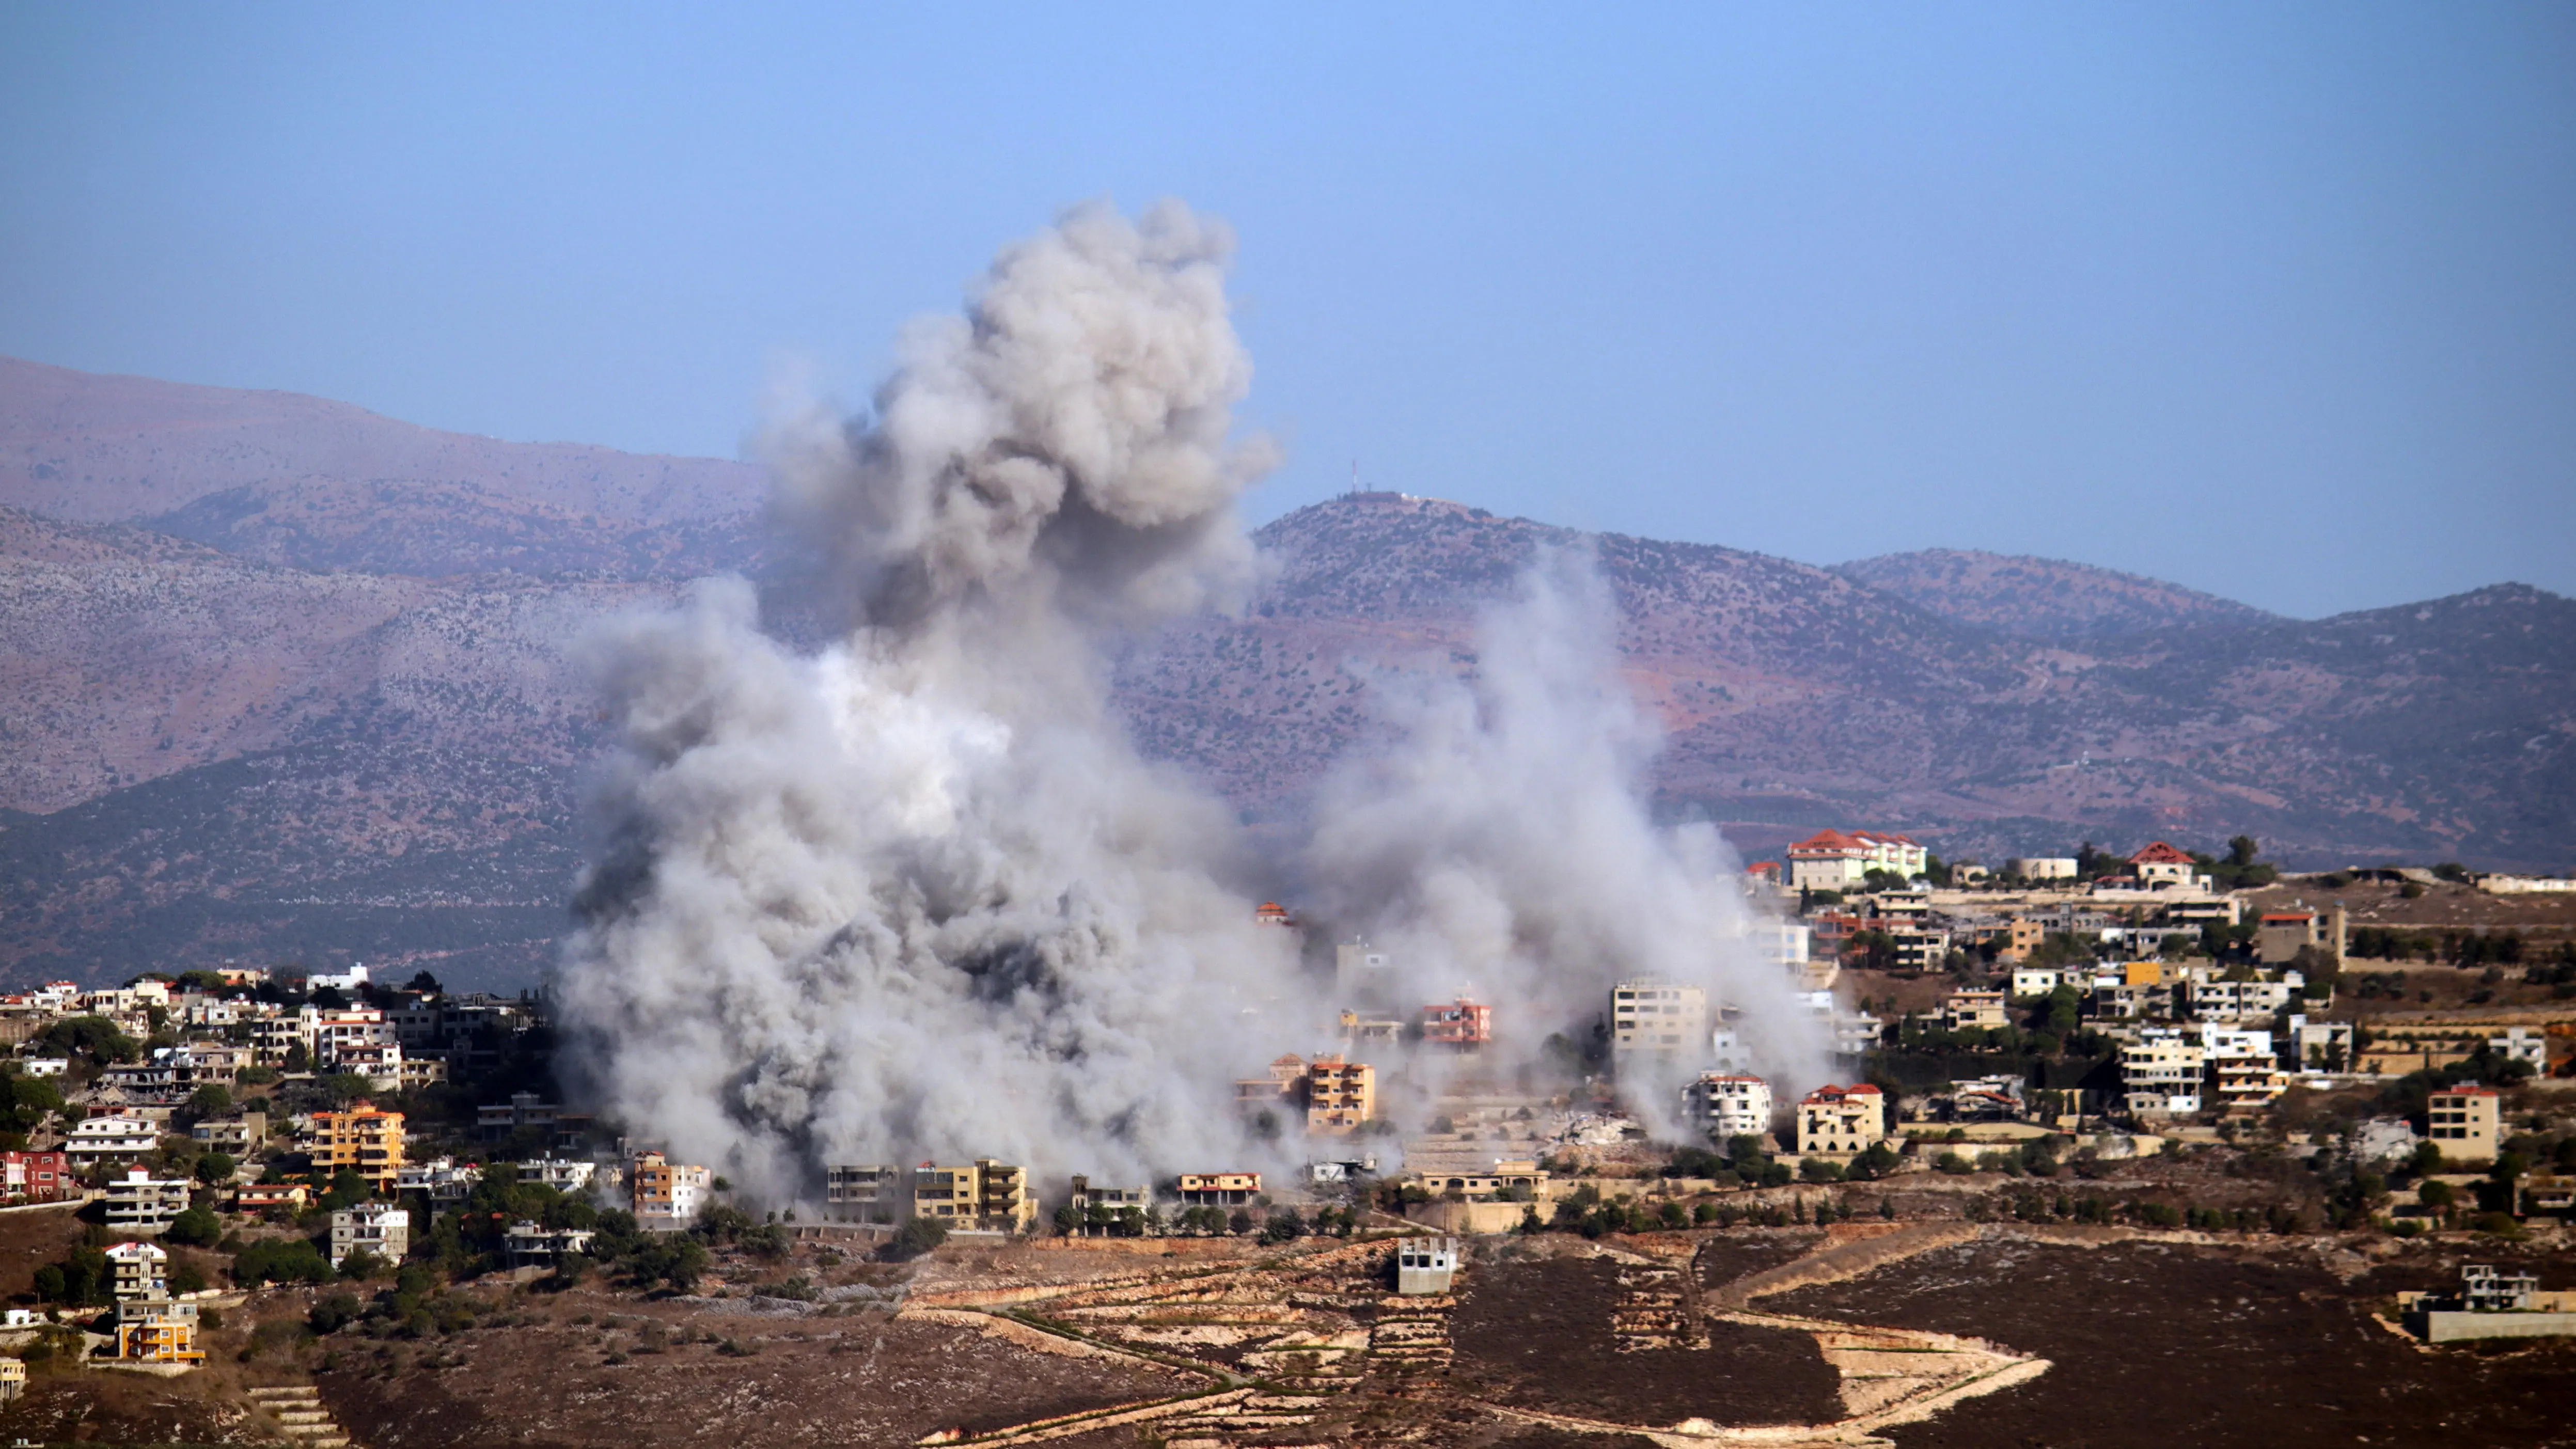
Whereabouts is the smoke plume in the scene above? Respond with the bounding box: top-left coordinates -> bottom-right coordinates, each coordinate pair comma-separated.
556,201 -> 1824,1202
1299,550 -> 1833,1132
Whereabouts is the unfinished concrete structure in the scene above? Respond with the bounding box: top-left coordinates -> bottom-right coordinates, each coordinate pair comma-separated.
1396,1237 -> 1459,1295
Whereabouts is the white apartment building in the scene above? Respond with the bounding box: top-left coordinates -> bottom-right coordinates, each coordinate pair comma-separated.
2010,967 -> 2068,998
2490,1028 -> 2548,1069
105,1240 -> 168,1299
67,1115 -> 160,1164
519,1157 -> 599,1192
102,1168 -> 191,1236
1686,1074 -> 1773,1139
1787,830 -> 1930,890
2119,1029 -> 2205,1115
2186,975 -> 2303,1023
1611,982 -> 1708,1058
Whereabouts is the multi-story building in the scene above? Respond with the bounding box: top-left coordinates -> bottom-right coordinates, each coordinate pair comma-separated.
66,1114 -> 160,1165
1421,998 -> 1493,1048
2009,966 -> 2067,998
1305,1055 -> 1376,1133
504,1220 -> 596,1268
1795,1084 -> 1886,1155
105,1240 -> 167,1299
2257,906 -> 2347,966
114,1298 -> 202,1364
394,1157 -> 481,1205
329,1204 -> 411,1267
103,1168 -> 191,1236
631,1152 -> 713,1227
2285,1015 -> 2355,1073
1066,1175 -> 1151,1227
1686,1074 -> 1773,1140
2119,1029 -> 2206,1115
1175,1172 -> 1261,1206
519,1157 -> 598,1193
1610,982 -> 1708,1060
825,1164 -> 904,1224
2427,1084 -> 2502,1164
1888,926 -> 1953,972
909,1159 -> 1035,1233
1,1150 -> 71,1203
1940,990 -> 2008,1033
309,1105 -> 406,1190
1995,918 -> 2050,966
1787,830 -> 1929,890
2186,975 -> 2303,1023
2127,842 -> 2207,889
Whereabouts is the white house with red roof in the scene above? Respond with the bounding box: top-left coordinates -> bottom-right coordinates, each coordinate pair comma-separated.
2127,841 -> 2208,890
1785,830 -> 1929,891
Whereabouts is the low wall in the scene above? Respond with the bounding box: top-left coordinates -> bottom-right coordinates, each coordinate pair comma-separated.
2417,1311 -> 2576,1344
1406,1201 -> 1529,1235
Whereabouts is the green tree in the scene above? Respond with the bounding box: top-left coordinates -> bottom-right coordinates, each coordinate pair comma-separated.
186,1083 -> 233,1119
164,1206 -> 223,1248
883,1216 -> 949,1263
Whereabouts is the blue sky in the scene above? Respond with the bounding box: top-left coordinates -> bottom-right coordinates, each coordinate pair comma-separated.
3,4 -> 2571,616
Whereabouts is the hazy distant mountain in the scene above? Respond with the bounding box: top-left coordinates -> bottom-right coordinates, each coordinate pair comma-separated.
1834,547 -> 2279,637
0,353 -> 760,535
0,360 -> 2568,987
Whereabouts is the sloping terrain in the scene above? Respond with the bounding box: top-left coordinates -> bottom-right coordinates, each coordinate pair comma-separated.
1835,547 -> 2280,637
0,354 -> 760,525
0,360 -> 2570,986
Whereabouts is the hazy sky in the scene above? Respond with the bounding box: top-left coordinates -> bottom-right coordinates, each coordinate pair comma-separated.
4,5 -> 2571,617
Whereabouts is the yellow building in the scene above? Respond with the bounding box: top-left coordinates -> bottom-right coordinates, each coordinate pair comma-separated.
1304,1054 -> 1375,1134
115,1299 -> 203,1364
309,1105 -> 405,1190
910,1159 -> 1036,1233
2123,960 -> 2164,988
2428,1084 -> 2502,1165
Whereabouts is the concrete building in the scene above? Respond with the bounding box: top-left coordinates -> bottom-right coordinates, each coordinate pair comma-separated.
2119,1030 -> 2206,1115
825,1164 -> 905,1224
2186,975 -> 2302,1023
189,1115 -> 264,1155
1334,939 -> 1392,1003
2257,906 -> 2347,966
1396,1237 -> 1459,1295
1795,1084 -> 1886,1155
66,1114 -> 159,1165
1686,1074 -> 1773,1139
113,1298 -> 203,1364
2489,1028 -> 2548,1070
2286,1015 -> 2356,1073
0,1358 -> 21,1401
2428,1084 -> 2502,1164
631,1151 -> 713,1227
2007,857 -> 2079,881
518,1157 -> 598,1192
911,1159 -> 1036,1233
503,1220 -> 595,1269
1175,1172 -> 1261,1206
329,1205 -> 411,1268
2405,1264 -> 2576,1343
105,1240 -> 167,1299
2009,965 -> 2067,998
1610,982 -> 1708,1059
309,1105 -> 406,1190
1421,998 -> 1493,1048
1305,1055 -> 1377,1133
1066,1176 -> 1151,1228
1787,830 -> 1929,890
1940,990 -> 2009,1033
394,1157 -> 481,1205
103,1169 -> 191,1236
2127,842 -> 2208,889
1,1150 -> 71,1203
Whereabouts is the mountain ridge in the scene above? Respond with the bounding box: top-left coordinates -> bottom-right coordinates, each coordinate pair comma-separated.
0,363 -> 2567,987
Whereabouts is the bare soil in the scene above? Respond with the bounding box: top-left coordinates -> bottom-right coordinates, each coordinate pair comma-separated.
1769,1237 -> 2576,1448
310,1286 -> 1183,1448
1451,1254 -> 1841,1428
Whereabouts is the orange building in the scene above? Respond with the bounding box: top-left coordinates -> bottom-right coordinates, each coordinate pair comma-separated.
309,1105 -> 405,1190
1304,1054 -> 1375,1134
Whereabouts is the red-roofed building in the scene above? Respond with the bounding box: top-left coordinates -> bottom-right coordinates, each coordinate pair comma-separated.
2127,842 -> 2203,888
1746,861 -> 1782,885
1796,1084 -> 1887,1155
1253,901 -> 1294,927
2258,906 -> 2346,965
1786,830 -> 1928,890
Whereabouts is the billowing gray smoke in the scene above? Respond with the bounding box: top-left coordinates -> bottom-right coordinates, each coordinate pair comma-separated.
557,201 -> 1826,1201
1299,552 -> 1834,1133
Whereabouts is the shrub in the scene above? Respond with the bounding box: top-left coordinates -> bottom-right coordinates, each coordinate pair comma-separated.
881,1216 -> 949,1263
307,1291 -> 362,1335
164,1207 -> 223,1248
231,1237 -> 335,1287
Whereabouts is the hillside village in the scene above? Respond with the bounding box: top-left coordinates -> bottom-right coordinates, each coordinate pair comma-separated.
0,834 -> 2567,1441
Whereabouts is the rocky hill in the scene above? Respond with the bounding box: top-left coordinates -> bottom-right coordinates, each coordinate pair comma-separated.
1,360 -> 2569,988
1834,548 -> 2279,637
